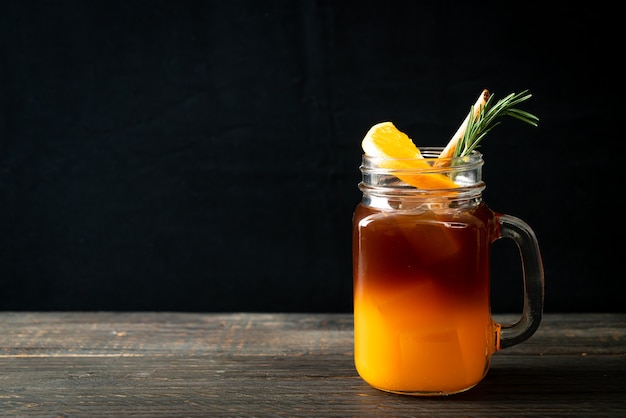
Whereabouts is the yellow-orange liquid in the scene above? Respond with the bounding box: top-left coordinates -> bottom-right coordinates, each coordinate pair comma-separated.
353,202 -> 499,395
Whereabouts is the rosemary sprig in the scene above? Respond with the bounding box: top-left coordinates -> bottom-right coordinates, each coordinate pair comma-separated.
453,90 -> 539,158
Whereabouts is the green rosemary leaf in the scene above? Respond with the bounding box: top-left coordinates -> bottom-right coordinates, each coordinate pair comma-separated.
453,90 -> 539,158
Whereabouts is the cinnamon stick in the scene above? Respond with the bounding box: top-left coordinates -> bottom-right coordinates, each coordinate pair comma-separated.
439,89 -> 490,159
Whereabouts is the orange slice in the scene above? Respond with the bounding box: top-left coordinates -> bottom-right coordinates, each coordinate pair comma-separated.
362,122 -> 458,189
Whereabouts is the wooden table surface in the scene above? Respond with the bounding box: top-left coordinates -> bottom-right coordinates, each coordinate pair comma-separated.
0,312 -> 624,417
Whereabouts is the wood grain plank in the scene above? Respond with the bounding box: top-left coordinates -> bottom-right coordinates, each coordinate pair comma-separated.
0,313 -> 624,417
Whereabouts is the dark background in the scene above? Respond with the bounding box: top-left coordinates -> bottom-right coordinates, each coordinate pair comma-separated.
0,1 -> 622,313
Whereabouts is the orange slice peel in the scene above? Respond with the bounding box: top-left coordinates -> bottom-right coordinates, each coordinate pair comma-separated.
362,122 -> 458,190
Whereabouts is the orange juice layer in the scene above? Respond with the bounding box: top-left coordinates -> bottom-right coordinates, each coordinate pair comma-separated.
353,203 -> 497,394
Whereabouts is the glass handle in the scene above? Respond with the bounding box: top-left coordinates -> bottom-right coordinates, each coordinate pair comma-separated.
495,214 -> 545,349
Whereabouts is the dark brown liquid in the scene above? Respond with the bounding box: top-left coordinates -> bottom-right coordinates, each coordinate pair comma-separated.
352,202 -> 499,393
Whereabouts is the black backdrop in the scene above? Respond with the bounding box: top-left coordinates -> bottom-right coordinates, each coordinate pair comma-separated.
1,1 -> 622,313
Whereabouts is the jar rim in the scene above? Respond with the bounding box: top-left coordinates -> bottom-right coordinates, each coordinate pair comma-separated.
359,147 -> 484,195
361,147 -> 483,174
362,146 -> 481,161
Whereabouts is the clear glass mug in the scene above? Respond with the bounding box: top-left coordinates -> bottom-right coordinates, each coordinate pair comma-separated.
352,148 -> 544,396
